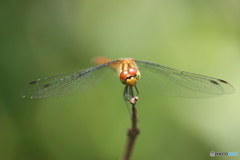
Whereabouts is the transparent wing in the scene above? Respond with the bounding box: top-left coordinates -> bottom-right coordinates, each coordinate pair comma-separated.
21,60 -> 119,99
135,60 -> 234,97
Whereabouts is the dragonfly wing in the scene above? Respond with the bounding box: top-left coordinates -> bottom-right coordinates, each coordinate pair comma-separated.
135,60 -> 234,97
22,61 -> 119,99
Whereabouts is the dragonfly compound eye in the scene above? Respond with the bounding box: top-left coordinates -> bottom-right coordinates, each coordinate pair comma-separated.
119,69 -> 139,86
128,68 -> 138,76
128,67 -> 141,80
119,70 -> 129,80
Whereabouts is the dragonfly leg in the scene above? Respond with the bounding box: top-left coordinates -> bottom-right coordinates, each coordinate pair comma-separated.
123,85 -> 140,115
123,85 -> 139,101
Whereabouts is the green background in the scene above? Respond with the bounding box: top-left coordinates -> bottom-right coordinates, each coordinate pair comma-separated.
1,0 -> 240,160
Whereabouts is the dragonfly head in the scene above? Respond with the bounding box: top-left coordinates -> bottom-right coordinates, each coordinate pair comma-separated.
119,67 -> 141,86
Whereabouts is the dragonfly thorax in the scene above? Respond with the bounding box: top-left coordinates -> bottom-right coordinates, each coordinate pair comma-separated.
119,67 -> 141,86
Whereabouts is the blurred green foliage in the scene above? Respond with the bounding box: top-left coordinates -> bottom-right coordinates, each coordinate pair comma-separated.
0,0 -> 240,160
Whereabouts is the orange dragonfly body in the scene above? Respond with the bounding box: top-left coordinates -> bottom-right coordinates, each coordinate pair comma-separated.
94,57 -> 141,86
22,57 -> 234,99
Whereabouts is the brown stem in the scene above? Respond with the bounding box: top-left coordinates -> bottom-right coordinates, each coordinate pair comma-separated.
121,97 -> 140,160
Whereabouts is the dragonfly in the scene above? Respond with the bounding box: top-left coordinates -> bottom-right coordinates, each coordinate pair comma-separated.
21,57 -> 234,100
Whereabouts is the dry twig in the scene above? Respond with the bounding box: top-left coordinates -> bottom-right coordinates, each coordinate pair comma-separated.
121,96 -> 140,160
